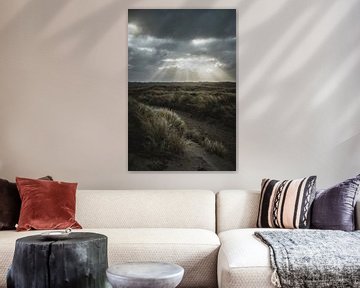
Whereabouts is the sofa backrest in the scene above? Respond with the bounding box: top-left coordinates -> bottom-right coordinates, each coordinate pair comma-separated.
217,190 -> 360,233
216,190 -> 260,233
76,190 -> 216,231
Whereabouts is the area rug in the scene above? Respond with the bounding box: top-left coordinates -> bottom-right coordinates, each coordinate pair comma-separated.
255,230 -> 360,288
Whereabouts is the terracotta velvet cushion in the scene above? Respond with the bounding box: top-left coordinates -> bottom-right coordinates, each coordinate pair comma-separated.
311,174 -> 360,231
0,176 -> 53,230
16,177 -> 82,231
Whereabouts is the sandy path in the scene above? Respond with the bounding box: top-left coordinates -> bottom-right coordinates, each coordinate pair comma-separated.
163,110 -> 236,171
176,111 -> 236,157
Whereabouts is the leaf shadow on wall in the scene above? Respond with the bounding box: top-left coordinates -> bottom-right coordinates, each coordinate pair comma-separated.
42,0 -> 135,57
235,0 -> 360,178
0,0 -> 71,37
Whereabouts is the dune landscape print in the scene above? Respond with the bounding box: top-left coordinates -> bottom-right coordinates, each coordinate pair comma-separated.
128,9 -> 236,171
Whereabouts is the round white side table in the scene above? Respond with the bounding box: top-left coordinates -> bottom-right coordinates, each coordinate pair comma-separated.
106,262 -> 184,288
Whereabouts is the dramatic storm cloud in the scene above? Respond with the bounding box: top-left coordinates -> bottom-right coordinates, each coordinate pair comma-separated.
128,9 -> 236,82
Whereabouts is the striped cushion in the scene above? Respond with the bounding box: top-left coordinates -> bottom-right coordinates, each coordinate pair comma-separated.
257,176 -> 317,229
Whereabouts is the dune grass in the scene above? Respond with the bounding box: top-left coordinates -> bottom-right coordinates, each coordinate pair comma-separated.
129,99 -> 228,159
129,99 -> 188,156
128,82 -> 234,165
129,82 -> 236,128
186,128 -> 227,157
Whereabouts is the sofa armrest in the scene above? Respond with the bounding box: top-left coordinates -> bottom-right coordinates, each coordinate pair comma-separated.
356,200 -> 360,230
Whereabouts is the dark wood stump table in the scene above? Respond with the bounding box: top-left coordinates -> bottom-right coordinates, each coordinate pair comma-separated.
7,232 -> 108,288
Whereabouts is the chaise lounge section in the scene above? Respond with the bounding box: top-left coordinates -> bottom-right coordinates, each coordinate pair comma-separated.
216,189 -> 360,288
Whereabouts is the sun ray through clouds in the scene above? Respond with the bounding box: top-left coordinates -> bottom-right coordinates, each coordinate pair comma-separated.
128,9 -> 236,82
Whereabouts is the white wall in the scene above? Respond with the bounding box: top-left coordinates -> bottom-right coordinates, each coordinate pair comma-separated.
0,0 -> 359,191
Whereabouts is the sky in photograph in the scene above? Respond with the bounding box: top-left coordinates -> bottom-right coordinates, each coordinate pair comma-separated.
128,9 -> 236,82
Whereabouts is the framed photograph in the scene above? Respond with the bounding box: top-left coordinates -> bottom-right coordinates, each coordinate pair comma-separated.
128,9 -> 236,171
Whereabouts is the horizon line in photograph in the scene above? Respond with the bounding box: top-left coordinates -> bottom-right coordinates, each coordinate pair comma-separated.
128,81 -> 237,83
128,9 -> 236,83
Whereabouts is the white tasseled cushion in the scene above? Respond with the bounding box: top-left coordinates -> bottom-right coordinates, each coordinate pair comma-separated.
76,190 -> 216,231
216,190 -> 260,233
217,228 -> 276,288
0,228 -> 220,288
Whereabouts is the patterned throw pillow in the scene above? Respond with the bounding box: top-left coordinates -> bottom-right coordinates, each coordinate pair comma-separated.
257,176 -> 317,229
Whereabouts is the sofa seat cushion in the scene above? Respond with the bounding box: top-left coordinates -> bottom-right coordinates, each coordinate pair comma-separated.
102,228 -> 220,288
218,228 -> 281,288
0,228 -> 219,288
